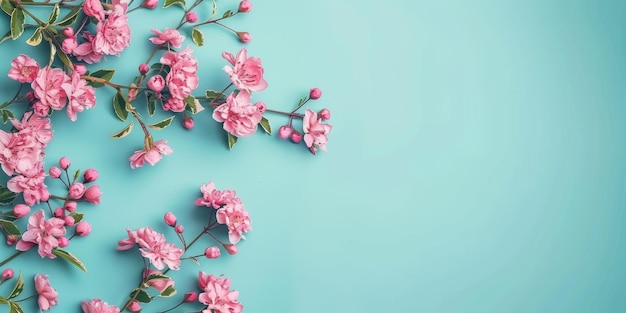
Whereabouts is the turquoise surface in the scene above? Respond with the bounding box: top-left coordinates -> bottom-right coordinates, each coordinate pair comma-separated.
0,0 -> 625,312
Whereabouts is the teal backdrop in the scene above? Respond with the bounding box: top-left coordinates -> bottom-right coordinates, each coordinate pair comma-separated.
0,0 -> 625,312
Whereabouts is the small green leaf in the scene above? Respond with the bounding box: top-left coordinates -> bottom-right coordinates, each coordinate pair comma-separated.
10,8 -> 25,40
110,121 -> 134,139
184,96 -> 204,114
227,132 -> 237,150
259,117 -> 271,135
56,48 -> 74,70
191,28 -> 204,47
0,185 -> 17,206
25,28 -> 42,46
0,30 -> 12,44
148,116 -> 174,130
52,249 -> 87,272
9,302 -> 24,313
48,39 -> 56,67
163,0 -> 185,9
160,285 -> 176,297
146,92 -> 157,116
73,169 -> 80,181
0,109 -> 13,123
0,0 -> 14,16
7,273 -> 23,299
89,69 -> 116,86
112,92 -> 128,121
205,90 -> 226,102
0,295 -> 7,304
69,212 -> 84,223
222,9 -> 233,18
150,62 -> 164,71
210,0 -> 217,18
132,289 -> 152,303
54,6 -> 81,26
47,4 -> 60,23
0,220 -> 20,236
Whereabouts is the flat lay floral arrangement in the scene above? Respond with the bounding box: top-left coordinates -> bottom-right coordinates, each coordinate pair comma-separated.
0,0 -> 332,311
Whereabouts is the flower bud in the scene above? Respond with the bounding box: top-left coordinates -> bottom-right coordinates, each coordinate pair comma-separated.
25,91 -> 35,102
40,190 -> 50,202
237,32 -> 251,43
128,300 -> 142,312
54,207 -> 65,218
6,235 -> 17,246
59,157 -> 70,170
204,246 -> 220,259
147,75 -> 165,93
140,0 -> 158,9
175,225 -> 184,233
1,268 -> 14,280
139,63 -> 149,75
309,88 -> 322,100
290,130 -> 302,143
83,168 -> 98,183
84,185 -> 102,204
318,108 -> 331,120
74,64 -> 87,75
238,0 -> 252,12
256,102 -> 266,114
223,243 -> 238,255
49,166 -> 62,179
58,237 -> 69,248
164,212 -> 177,227
61,37 -> 77,54
64,216 -> 75,226
183,114 -> 194,130
186,12 -> 198,23
278,125 -> 293,139
69,182 -> 86,199
183,291 -> 198,303
13,204 -> 30,218
75,221 -> 92,236
64,201 -> 77,212
62,27 -> 74,37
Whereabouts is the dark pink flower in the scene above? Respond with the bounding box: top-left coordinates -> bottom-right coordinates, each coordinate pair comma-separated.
16,210 -> 66,258
222,47 -> 267,92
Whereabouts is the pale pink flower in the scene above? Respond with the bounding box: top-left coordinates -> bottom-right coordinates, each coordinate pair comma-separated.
7,165 -> 49,206
69,182 -> 86,199
134,227 -> 183,270
129,139 -> 173,169
162,97 -> 186,112
147,75 -> 165,93
222,47 -> 267,92
73,32 -> 104,64
35,274 -> 58,311
94,5 -> 131,56
216,202 -> 251,244
198,272 -> 243,313
149,28 -> 185,48
160,48 -> 198,101
302,109 -> 332,154
0,113 -> 51,177
62,71 -> 97,121
81,299 -> 120,313
212,90 -> 264,137
8,54 -> 39,83
31,67 -> 69,110
144,269 -> 174,291
62,36 -> 78,54
11,112 -> 53,147
194,181 -> 239,209
16,210 -> 66,258
83,0 -> 105,21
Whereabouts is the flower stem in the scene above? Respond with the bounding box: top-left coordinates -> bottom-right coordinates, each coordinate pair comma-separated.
121,271 -> 148,312
265,108 -> 304,119
209,83 -> 233,107
0,251 -> 24,267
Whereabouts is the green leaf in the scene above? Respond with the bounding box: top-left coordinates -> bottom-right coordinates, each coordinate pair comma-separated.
205,90 -> 226,102
73,169 -> 80,181
112,92 -> 128,121
56,48 -> 74,70
69,212 -> 84,223
132,289 -> 152,303
54,5 -> 81,26
0,30 -> 12,44
148,116 -> 174,130
160,285 -> 176,297
150,62 -> 164,71
184,96 -> 204,114
7,273 -> 23,299
191,28 -> 204,47
9,302 -> 23,313
48,39 -> 56,67
222,9 -> 233,18
89,69 -> 116,87
259,117 -> 271,135
10,8 -> 25,40
47,4 -> 60,23
210,0 -> 217,18
227,132 -> 237,150
163,0 -> 185,9
0,295 -> 7,304
110,121 -> 134,139
0,220 -> 20,236
52,249 -> 87,272
146,92 -> 157,116
145,274 -> 170,282
0,0 -> 14,16
25,28 -> 42,46
0,109 -> 14,123
0,185 -> 17,206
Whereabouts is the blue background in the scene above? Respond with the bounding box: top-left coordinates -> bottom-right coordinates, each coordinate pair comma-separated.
1,0 -> 625,312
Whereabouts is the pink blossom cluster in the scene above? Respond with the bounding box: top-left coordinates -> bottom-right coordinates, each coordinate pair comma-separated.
117,226 -> 184,270
195,182 -> 252,244
197,272 -> 243,313
148,47 -> 199,112
16,210 -> 66,258
81,299 -> 120,313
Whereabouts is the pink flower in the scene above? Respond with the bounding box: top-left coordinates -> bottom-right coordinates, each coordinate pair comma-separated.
141,0 -> 158,8
129,139 -> 173,169
197,273 -> 243,313
62,36 -> 78,54
81,299 -> 121,313
31,67 -> 69,111
238,0 -> 252,13
149,28 -> 185,48
13,204 -> 30,218
318,108 -> 331,120
75,221 -> 92,236
204,246 -> 220,259
216,202 -> 251,244
212,90 -> 264,137
84,185 -> 102,204
302,109 -> 332,154
278,125 -> 292,139
222,47 -> 267,92
7,165 -> 49,206
69,182 -> 86,199
160,48 -> 199,103
16,210 -> 66,258
144,269 -> 174,291
2,268 -> 14,280
184,291 -> 198,303
83,168 -> 98,183
35,274 -> 58,311
163,97 -> 186,112
194,181 -> 239,209
83,0 -> 105,21
135,227 -> 183,270
8,54 -> 39,83
62,71 -> 97,121
164,212 -> 177,227
147,75 -> 165,93
73,32 -> 104,64
309,87 -> 322,100
94,5 -> 131,56
186,12 -> 198,23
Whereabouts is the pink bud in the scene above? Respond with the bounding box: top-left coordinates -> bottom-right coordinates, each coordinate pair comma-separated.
1,269 -> 14,280
61,37 -> 77,54
164,212 -> 177,227
238,0 -> 252,12
278,125 -> 293,139
59,157 -> 70,170
58,237 -> 69,248
183,291 -> 198,303
318,108 -> 331,120
223,243 -> 238,255
186,12 -> 198,23
309,88 -> 322,100
69,182 -> 86,199
204,246 -> 221,259
62,27 -> 74,37
48,166 -> 62,179
139,63 -> 149,75
12,204 -> 30,218
75,221 -> 92,236
25,91 -> 35,102
6,235 -> 17,246
147,75 -> 165,93
175,225 -> 184,233
40,190 -> 50,202
128,83 -> 138,102
183,114 -> 194,130
140,0 -> 158,9
64,216 -> 75,226
290,130 -> 302,143
54,207 -> 65,218
74,64 -> 87,75
256,102 -> 266,114
64,201 -> 77,212
83,168 -> 98,183
128,300 -> 142,312
237,32 -> 251,43
83,185 -> 102,204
